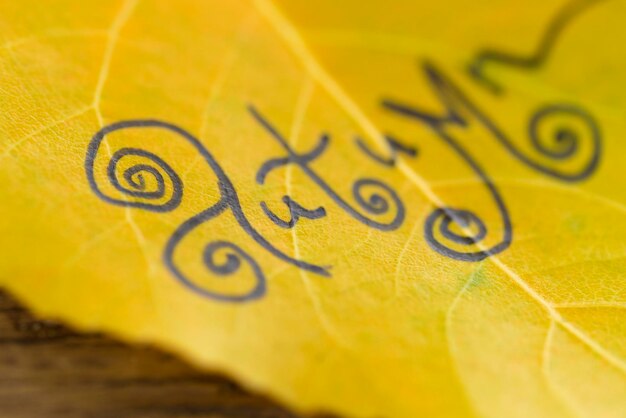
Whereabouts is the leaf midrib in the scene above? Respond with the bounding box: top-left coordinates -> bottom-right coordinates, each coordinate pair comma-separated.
251,0 -> 626,387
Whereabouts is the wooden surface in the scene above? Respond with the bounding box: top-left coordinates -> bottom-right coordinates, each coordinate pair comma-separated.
0,290 -> 327,418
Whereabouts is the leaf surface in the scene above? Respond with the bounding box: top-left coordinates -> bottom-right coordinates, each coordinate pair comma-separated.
1,0 -> 626,417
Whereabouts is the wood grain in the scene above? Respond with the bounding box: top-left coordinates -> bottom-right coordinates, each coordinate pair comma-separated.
0,290 -> 330,418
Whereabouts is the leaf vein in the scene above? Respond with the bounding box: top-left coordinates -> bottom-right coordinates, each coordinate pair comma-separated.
253,0 -> 626,377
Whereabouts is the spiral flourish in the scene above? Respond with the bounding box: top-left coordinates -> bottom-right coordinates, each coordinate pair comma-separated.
87,119 -> 330,303
249,106 -> 406,232
195,241 -> 266,301
424,208 -> 505,262
86,125 -> 183,213
527,104 -> 601,181
349,178 -> 405,230
353,179 -> 390,215
105,147 -> 183,211
382,61 -> 603,262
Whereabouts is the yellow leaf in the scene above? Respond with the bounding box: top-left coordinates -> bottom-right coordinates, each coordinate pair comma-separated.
1,0 -> 625,417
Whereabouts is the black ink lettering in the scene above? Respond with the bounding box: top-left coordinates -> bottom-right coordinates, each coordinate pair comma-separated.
250,105 -> 406,231
261,196 -> 326,229
89,145 -> 183,212
86,119 -> 330,303
355,135 -> 418,167
383,62 -> 513,261
468,0 -> 606,93
383,60 -> 601,261
386,61 -> 601,181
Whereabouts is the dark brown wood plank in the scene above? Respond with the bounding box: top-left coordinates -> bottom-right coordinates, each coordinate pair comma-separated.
0,290 -> 331,418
